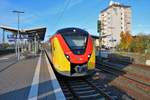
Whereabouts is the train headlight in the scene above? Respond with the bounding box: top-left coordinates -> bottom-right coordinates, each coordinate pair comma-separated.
88,54 -> 91,59
65,54 -> 70,60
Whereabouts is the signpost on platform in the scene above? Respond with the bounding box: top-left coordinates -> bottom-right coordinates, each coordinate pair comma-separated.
7,34 -> 17,55
7,35 -> 15,42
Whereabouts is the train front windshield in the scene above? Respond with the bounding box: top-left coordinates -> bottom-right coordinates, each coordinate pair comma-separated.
62,34 -> 88,54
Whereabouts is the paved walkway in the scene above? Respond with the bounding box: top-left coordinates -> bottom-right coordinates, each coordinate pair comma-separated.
0,51 -> 65,100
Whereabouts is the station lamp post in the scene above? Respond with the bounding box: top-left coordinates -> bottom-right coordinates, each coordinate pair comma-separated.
12,10 -> 24,60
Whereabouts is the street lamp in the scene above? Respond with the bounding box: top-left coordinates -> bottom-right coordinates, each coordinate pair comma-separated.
12,10 -> 24,60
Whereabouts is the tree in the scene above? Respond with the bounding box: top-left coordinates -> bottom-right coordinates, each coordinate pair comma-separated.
119,33 -> 150,53
2,43 -> 10,49
125,31 -> 133,50
119,31 -> 133,51
129,36 -> 144,53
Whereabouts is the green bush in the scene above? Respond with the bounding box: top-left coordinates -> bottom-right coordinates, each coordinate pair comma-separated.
119,34 -> 150,53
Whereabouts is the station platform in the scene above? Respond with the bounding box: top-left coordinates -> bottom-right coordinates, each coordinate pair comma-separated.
0,51 -> 65,100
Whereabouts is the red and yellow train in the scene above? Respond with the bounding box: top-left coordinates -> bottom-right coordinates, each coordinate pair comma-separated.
49,27 -> 95,77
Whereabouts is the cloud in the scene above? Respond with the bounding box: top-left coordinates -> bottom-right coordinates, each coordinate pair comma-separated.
68,0 -> 84,9
0,0 -> 85,29
19,1 -> 70,26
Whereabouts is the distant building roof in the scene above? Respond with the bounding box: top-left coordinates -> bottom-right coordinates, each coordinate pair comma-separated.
101,3 -> 130,13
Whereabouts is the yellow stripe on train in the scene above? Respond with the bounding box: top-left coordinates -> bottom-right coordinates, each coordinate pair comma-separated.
52,37 -> 70,72
88,47 -> 95,69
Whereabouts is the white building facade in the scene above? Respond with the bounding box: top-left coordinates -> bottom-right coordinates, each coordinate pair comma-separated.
99,1 -> 131,48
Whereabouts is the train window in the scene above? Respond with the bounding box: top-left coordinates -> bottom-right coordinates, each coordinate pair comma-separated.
64,35 -> 87,48
58,28 -> 89,54
62,34 -> 88,54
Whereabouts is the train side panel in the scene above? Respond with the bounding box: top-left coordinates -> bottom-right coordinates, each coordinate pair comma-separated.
52,37 -> 70,72
88,46 -> 95,69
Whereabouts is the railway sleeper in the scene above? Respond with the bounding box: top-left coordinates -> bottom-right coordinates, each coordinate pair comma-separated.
73,86 -> 92,91
70,84 -> 89,88
75,89 -> 95,94
76,90 -> 98,96
79,93 -> 103,99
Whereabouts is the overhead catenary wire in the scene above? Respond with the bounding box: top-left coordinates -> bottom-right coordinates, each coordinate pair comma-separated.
47,0 -> 71,40
55,0 -> 71,29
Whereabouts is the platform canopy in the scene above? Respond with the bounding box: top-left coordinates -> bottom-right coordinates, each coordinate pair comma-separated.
0,25 -> 46,41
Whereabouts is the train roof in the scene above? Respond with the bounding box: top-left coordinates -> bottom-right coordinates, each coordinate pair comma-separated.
56,27 -> 89,35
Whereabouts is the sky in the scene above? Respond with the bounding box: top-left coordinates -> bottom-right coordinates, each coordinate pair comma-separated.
0,0 -> 150,42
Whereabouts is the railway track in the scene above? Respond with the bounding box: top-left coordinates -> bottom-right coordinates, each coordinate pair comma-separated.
58,77 -> 118,100
96,63 -> 150,88
44,50 -> 132,100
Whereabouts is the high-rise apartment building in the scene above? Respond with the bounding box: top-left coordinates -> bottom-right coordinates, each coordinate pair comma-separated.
98,1 -> 131,48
